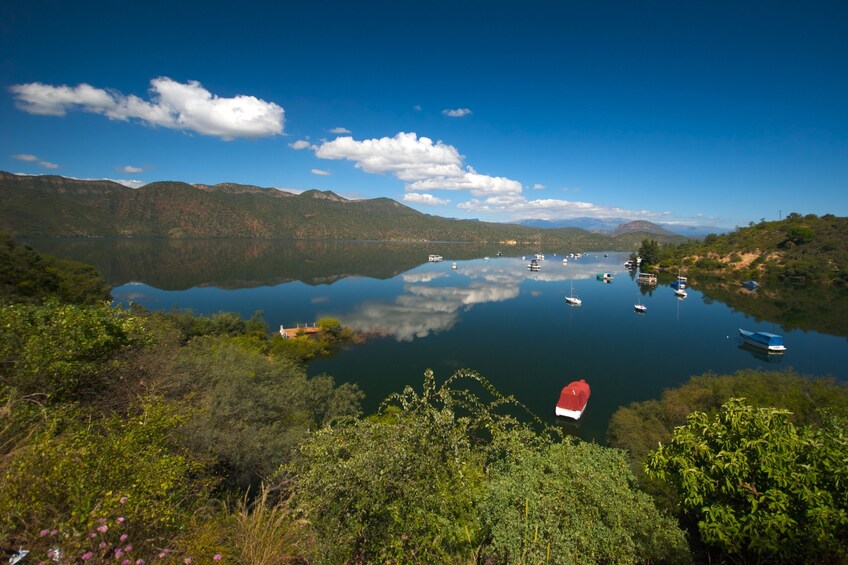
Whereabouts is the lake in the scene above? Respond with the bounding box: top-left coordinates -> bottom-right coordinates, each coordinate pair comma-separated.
24,238 -> 848,442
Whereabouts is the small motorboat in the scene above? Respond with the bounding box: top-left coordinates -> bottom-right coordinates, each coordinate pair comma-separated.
556,379 -> 590,419
739,329 -> 786,353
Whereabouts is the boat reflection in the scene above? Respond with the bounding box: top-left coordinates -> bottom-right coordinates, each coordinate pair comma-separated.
738,342 -> 784,363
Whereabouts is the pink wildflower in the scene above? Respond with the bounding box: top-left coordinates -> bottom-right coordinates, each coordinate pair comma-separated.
124,545 -> 133,552
120,534 -> 129,542
90,533 -> 97,538
99,541 -> 107,549
184,558 -> 192,564
213,554 -> 222,561
115,549 -> 124,559
120,496 -> 129,504
97,525 -> 108,534
39,529 -> 49,537
136,560 -> 145,565
117,516 -> 126,523
122,561 -> 131,565
81,552 -> 93,560
49,529 -> 57,536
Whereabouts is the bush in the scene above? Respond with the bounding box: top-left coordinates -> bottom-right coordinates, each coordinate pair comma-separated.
480,437 -> 690,564
647,399 -> 848,563
0,300 -> 149,402
0,395 -> 215,560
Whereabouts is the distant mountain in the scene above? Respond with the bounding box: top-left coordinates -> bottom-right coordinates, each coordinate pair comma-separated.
611,220 -> 677,237
516,217 -> 724,237
0,172 -> 688,249
515,217 -> 629,232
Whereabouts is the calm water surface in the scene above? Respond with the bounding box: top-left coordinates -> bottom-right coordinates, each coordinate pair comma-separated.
26,239 -> 848,442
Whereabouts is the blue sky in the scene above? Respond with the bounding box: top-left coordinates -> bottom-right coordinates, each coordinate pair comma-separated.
2,0 -> 846,230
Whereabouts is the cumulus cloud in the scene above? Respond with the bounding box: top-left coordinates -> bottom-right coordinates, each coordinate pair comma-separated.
313,132 -> 523,204
121,165 -> 143,173
38,161 -> 59,169
289,139 -> 313,150
458,195 -> 663,222
9,77 -> 284,140
442,108 -> 472,117
404,192 -> 450,206
311,168 -> 331,176
12,154 -> 39,162
532,183 -> 545,190
329,127 -> 351,134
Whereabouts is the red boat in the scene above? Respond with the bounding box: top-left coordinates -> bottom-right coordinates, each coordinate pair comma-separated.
555,379 -> 590,419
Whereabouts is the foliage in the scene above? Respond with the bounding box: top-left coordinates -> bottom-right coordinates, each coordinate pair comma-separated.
285,369 -> 688,563
638,238 -> 661,267
285,370 -> 493,563
607,369 -> 848,503
169,335 -> 362,490
0,299 -> 150,402
0,231 -> 109,305
162,308 -> 269,342
0,394 -> 215,559
646,399 -> 848,563
480,435 -> 690,564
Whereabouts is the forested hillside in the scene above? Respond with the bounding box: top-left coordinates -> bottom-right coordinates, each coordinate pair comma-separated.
0,172 -> 686,249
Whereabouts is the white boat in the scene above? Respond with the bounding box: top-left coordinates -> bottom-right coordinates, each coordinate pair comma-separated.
634,301 -> 647,313
555,379 -> 590,419
565,281 -> 581,306
739,329 -> 786,353
534,253 -> 545,261
674,287 -> 687,298
451,262 -> 457,269
428,254 -> 443,262
528,259 -> 541,271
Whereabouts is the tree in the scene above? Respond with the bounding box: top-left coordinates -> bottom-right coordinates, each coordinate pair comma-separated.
480,436 -> 690,564
646,398 -> 848,563
638,238 -> 661,267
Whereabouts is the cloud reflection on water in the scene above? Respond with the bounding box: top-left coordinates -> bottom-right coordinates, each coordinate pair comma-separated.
337,256 -> 623,341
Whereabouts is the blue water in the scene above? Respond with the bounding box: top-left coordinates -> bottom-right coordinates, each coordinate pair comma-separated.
112,252 -> 848,442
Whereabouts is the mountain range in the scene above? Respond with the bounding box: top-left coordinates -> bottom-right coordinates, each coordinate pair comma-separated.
515,217 -> 725,236
0,172 -> 690,249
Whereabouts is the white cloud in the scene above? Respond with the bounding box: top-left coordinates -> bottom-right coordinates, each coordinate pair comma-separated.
13,154 -> 39,162
311,168 -> 331,176
329,127 -> 351,134
313,132 -> 523,199
289,139 -> 312,150
121,165 -> 143,173
532,183 -> 545,190
458,195 -> 664,222
38,161 -> 59,169
442,108 -> 472,117
108,179 -> 145,188
404,192 -> 450,206
10,77 -> 284,140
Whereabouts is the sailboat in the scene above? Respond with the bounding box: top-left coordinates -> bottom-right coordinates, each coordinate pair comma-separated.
565,280 -> 581,306
634,295 -> 647,313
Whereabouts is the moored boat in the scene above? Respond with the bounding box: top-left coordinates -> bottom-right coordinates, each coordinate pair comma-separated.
555,379 -> 590,419
428,254 -> 443,262
565,280 -> 581,306
739,329 -> 786,353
